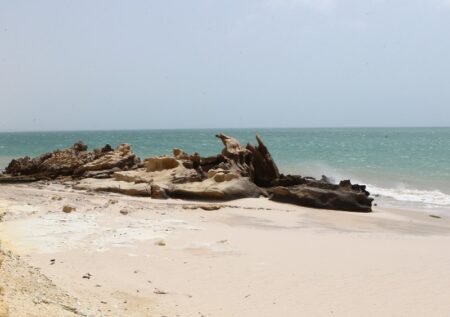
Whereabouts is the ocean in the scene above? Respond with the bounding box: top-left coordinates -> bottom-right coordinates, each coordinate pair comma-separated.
1,128 -> 449,213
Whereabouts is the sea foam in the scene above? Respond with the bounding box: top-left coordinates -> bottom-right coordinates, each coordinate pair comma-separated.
368,184 -> 450,209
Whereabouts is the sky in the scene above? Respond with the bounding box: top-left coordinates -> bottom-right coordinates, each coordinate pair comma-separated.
0,0 -> 449,131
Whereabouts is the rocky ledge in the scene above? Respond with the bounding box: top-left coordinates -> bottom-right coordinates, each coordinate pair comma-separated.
0,134 -> 373,212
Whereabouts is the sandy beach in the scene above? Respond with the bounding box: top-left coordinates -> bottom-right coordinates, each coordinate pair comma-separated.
0,182 -> 449,317
2,0 -> 450,314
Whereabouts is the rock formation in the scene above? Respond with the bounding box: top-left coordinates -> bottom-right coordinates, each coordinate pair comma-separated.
74,143 -> 140,178
0,134 -> 373,212
269,183 -> 372,212
246,135 -> 280,187
1,141 -> 140,181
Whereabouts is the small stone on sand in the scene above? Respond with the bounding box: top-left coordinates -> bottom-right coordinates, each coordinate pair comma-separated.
154,288 -> 167,295
62,205 -> 76,213
155,239 -> 166,246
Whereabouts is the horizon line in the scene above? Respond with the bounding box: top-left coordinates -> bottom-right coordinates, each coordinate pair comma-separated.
0,125 -> 449,134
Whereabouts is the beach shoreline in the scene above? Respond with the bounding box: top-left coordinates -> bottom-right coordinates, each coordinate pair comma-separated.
1,182 -> 449,316
2,128 -> 449,212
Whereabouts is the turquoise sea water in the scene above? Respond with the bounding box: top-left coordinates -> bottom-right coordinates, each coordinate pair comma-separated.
0,128 -> 449,212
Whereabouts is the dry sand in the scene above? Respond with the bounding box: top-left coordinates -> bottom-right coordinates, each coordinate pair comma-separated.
1,182 -> 450,316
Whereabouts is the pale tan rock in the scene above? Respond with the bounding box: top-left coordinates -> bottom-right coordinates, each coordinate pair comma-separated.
116,143 -> 132,155
213,172 -> 239,183
207,168 -> 224,178
215,134 -> 249,158
113,169 -> 152,183
151,184 -> 168,199
207,168 -> 239,182
146,157 -> 179,172
76,143 -> 139,175
170,177 -> 260,200
173,148 -> 189,160
74,179 -> 151,197
115,165 -> 201,186
110,165 -> 258,200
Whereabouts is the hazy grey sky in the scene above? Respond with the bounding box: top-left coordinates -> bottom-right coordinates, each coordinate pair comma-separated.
1,0 -> 449,131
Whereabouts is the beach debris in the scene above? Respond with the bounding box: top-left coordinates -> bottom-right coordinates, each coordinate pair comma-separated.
50,259 -> 55,265
429,214 -> 441,219
120,208 -> 129,215
82,273 -> 92,279
62,205 -> 76,213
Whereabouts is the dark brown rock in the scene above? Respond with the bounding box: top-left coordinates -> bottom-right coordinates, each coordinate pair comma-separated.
5,142 -> 92,177
246,135 -> 280,187
272,174 -> 308,187
270,185 -> 373,212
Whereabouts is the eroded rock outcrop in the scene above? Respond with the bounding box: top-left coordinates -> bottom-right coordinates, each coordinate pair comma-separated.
100,155 -> 260,200
4,141 -> 90,178
1,142 -> 140,181
75,144 -> 140,177
0,133 -> 373,212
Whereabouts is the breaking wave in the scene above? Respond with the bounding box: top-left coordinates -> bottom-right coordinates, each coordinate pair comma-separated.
368,184 -> 450,209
